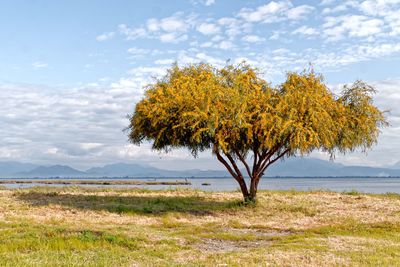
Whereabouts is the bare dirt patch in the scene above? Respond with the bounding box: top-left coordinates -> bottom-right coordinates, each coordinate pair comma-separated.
194,228 -> 289,253
195,238 -> 273,253
222,227 -> 291,238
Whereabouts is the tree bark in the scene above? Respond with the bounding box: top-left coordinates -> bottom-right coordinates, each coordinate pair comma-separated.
237,175 -> 250,201
248,175 -> 259,202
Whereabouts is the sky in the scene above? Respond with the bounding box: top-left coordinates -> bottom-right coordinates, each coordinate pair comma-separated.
0,0 -> 400,170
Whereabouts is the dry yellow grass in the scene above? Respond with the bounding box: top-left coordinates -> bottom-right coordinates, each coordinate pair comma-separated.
0,186 -> 399,266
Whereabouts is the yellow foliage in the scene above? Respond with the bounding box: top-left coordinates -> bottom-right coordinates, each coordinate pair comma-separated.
128,62 -> 387,160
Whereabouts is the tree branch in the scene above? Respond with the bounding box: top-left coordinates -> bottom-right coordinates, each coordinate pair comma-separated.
252,148 -> 258,177
252,148 -> 268,176
225,152 -> 245,180
215,150 -> 239,180
221,151 -> 250,198
235,149 -> 252,178
260,148 -> 291,175
256,136 -> 292,177
257,145 -> 281,176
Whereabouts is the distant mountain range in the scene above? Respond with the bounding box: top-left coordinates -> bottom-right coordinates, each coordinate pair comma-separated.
17,165 -> 87,177
0,161 -> 228,178
266,158 -> 400,177
1,158 -> 400,178
389,161 -> 400,169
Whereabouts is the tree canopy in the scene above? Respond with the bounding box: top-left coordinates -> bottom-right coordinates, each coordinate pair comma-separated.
128,62 -> 387,202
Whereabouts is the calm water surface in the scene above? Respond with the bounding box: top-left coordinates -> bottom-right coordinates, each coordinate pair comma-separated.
1,177 -> 400,194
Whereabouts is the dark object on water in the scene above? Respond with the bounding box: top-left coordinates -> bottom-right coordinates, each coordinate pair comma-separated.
201,183 -> 211,186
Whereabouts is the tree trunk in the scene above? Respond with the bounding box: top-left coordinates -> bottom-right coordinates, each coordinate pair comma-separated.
248,176 -> 259,203
236,176 -> 250,201
236,175 -> 259,203
214,149 -> 269,203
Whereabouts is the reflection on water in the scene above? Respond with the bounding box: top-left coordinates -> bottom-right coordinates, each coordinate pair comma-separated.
1,177 -> 400,194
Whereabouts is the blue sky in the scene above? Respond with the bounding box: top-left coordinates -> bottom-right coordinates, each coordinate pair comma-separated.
1,0 -> 400,170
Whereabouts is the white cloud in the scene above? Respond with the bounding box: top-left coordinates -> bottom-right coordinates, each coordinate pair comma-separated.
197,22 -> 220,35
118,24 -> 147,40
241,34 -> 266,43
352,43 -> 400,58
146,18 -> 159,32
127,66 -> 168,78
269,31 -> 281,40
127,47 -> 149,56
154,59 -> 175,65
80,143 -> 103,150
0,77 -> 149,168
217,17 -> 252,39
211,35 -> 224,42
160,33 -> 188,43
119,13 -> 195,43
358,0 -> 400,36
359,0 -> 400,16
217,17 -> 237,26
238,1 -> 292,23
198,41 -> 213,48
217,40 -> 235,50
237,2 -> 313,23
176,51 -> 225,66
287,5 -> 315,20
292,26 -> 319,36
193,0 -> 216,6
158,16 -> 188,32
320,0 -> 336,5
32,62 -> 48,69
322,4 -> 348,14
195,52 -> 223,65
46,148 -> 58,155
323,15 -> 384,41
306,42 -> 400,70
321,1 -> 358,14
387,12 -> 400,36
96,31 -> 115,41
144,13 -> 193,35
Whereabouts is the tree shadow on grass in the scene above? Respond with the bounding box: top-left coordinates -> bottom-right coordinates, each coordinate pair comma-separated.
15,191 -> 243,216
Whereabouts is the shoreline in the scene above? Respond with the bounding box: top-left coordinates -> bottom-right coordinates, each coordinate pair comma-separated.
0,179 -> 191,186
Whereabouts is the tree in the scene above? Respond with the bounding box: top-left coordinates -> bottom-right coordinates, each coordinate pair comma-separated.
128,63 -> 387,202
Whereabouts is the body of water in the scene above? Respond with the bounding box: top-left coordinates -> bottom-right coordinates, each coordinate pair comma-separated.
1,177 -> 400,194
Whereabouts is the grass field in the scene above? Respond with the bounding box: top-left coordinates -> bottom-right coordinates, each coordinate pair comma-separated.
0,186 -> 399,266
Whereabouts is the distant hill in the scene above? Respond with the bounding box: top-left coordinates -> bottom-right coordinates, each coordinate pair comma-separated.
0,161 -> 38,177
86,163 -> 228,178
1,158 -> 400,178
389,161 -> 400,169
266,158 -> 400,177
86,163 -> 166,177
17,165 -> 86,177
266,158 -> 344,177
